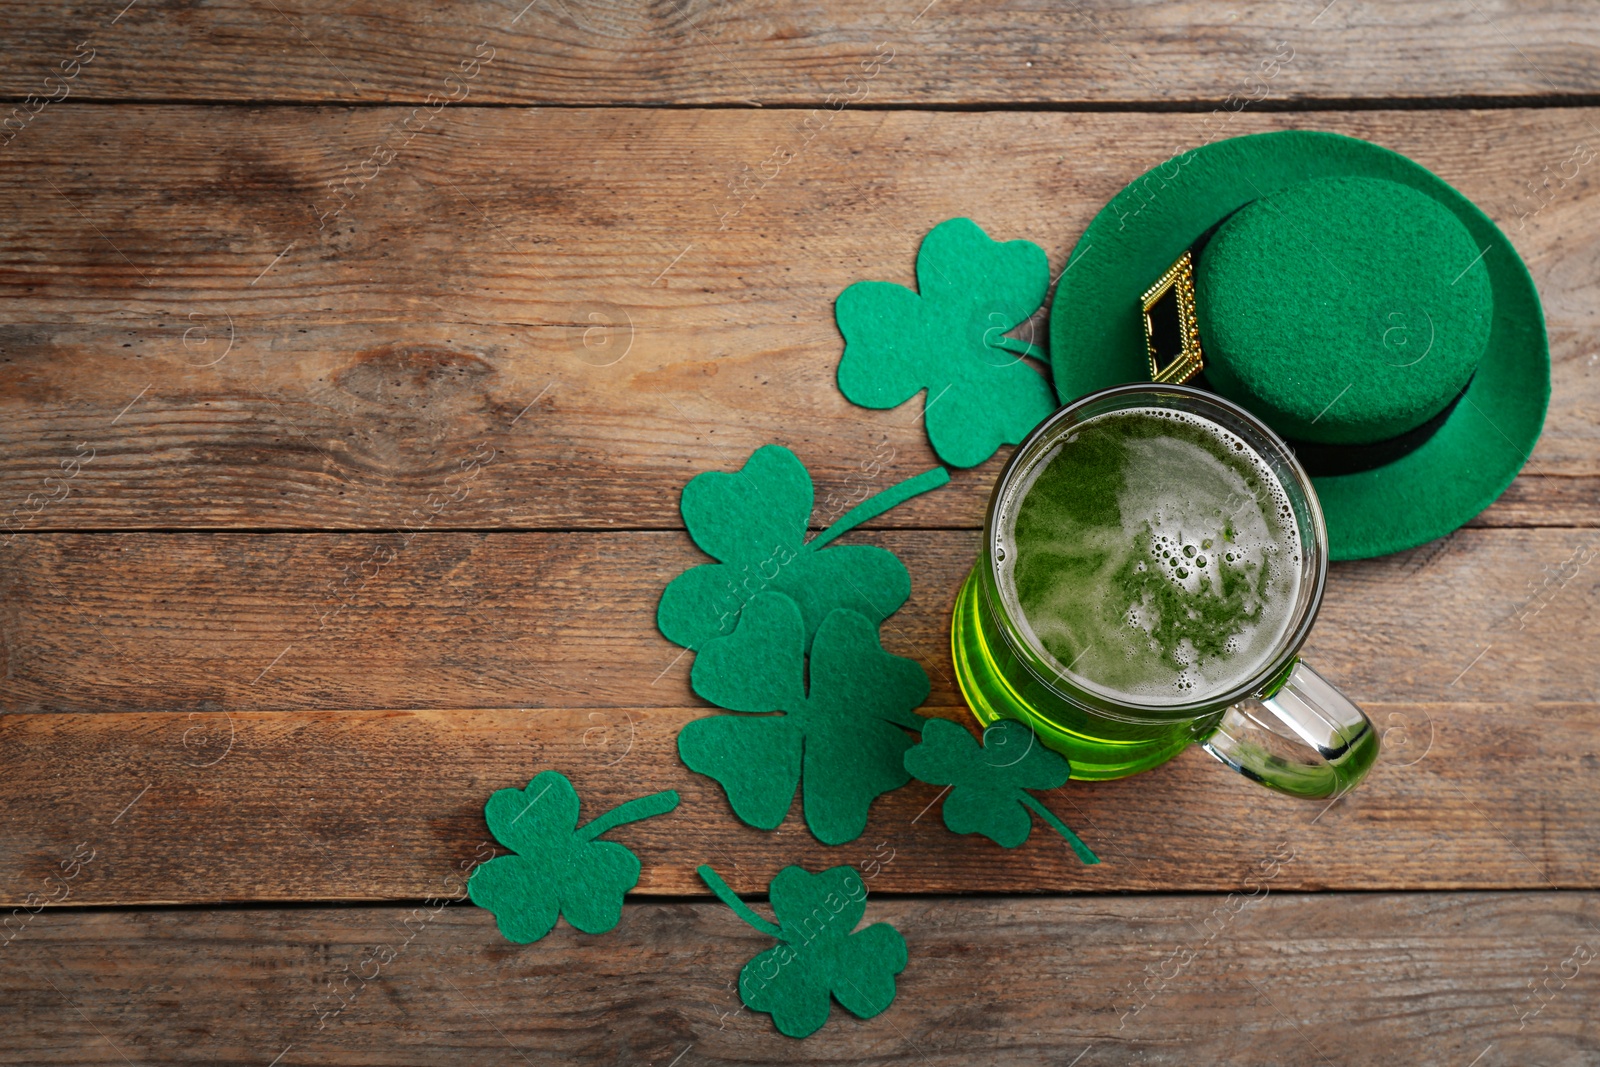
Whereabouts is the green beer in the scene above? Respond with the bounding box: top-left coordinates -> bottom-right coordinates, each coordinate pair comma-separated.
953,388 -> 1322,781
1005,407 -> 1302,706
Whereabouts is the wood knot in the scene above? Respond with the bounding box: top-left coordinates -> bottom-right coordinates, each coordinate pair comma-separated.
335,344 -> 496,409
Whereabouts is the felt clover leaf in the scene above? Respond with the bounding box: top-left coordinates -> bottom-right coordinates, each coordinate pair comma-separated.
467,770 -> 680,943
658,443 -> 948,653
699,863 -> 907,1039
904,718 -> 1099,863
681,591 -> 929,845
835,217 -> 1058,469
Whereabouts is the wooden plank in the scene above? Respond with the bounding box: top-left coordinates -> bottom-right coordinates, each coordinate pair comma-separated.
2,1 -> 1598,106
5,893 -> 1597,1064
2,697 -> 1597,904
2,527 -> 1595,716
1,107 -> 1595,531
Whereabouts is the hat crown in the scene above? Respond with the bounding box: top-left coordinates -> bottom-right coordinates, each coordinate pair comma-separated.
1194,176 -> 1494,446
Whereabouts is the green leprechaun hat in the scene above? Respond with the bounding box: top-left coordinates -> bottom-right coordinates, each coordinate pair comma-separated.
1050,130 -> 1549,561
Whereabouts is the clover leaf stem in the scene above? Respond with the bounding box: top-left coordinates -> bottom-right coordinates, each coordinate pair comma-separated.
990,336 -> 1046,362
1018,793 -> 1101,865
882,706 -> 930,733
697,864 -> 783,939
576,789 -> 680,842
806,466 -> 950,552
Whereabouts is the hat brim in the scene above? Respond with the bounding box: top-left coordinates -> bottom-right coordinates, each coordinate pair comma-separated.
1049,130 -> 1549,561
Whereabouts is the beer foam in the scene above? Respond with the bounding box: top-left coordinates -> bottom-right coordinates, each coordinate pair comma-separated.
996,407 -> 1302,707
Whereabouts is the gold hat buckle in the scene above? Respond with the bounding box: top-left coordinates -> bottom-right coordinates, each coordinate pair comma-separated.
1140,250 -> 1205,385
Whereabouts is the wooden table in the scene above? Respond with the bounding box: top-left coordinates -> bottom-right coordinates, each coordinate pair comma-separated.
3,3 -> 1598,1063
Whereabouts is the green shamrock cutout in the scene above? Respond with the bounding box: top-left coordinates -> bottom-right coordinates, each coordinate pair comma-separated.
467,771 -> 680,943
904,718 -> 1099,863
681,591 -> 929,845
699,863 -> 907,1039
835,217 -> 1057,469
658,443 -> 948,653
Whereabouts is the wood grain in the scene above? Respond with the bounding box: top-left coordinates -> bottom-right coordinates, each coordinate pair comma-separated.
1,107 -> 1595,531
2,698 -> 1597,904
2,527 -> 1595,716
1,1 -> 1596,1059
6,893 -> 1598,1064
2,0 -> 1598,106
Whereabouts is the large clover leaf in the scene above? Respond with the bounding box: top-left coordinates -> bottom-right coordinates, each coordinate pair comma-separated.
658,444 -> 947,653
835,217 -> 1057,468
680,591 -> 929,845
699,863 -> 907,1039
904,718 -> 1098,862
467,771 -> 680,943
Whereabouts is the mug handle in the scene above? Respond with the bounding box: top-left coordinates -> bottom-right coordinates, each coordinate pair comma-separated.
1198,660 -> 1380,799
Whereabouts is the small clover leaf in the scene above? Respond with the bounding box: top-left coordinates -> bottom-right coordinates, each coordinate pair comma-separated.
835,217 -> 1057,468
904,718 -> 1099,862
699,863 -> 907,1039
467,770 -> 680,943
680,591 -> 929,845
658,444 -> 947,653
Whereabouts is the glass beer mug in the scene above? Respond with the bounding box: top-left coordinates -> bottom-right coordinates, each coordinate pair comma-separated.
951,383 -> 1379,799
